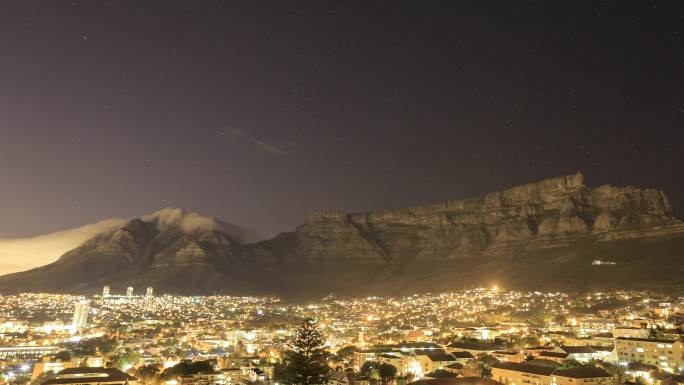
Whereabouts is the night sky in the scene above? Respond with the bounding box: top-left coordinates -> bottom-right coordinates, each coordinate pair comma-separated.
1,1 -> 683,238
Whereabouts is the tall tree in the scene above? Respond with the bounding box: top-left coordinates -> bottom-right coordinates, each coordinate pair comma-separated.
277,319 -> 329,385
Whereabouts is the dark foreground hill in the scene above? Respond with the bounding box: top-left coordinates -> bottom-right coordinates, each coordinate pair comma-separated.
1,173 -> 683,297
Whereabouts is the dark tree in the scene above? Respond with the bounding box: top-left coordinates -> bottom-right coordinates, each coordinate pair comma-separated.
472,353 -> 498,378
360,361 -> 377,375
54,351 -> 72,362
377,364 -> 397,383
596,361 -> 625,385
277,319 -> 329,385
161,360 -> 215,379
274,362 -> 292,384
336,346 -> 357,363
135,365 -> 161,385
75,337 -> 117,356
110,349 -> 142,369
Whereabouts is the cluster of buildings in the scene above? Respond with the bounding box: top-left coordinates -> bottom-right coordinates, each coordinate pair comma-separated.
102,286 -> 154,299
0,289 -> 679,385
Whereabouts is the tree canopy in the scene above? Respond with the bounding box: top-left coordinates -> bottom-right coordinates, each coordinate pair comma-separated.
336,346 -> 357,362
74,337 -> 117,356
472,353 -> 498,378
135,365 -> 161,385
161,360 -> 215,379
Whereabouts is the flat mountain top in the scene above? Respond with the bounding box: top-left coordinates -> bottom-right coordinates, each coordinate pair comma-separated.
1,174 -> 682,297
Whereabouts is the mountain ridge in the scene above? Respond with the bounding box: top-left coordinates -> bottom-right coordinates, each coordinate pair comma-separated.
1,173 -> 683,297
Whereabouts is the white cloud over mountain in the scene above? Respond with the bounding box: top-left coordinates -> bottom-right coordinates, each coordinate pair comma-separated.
0,208 -> 260,276
0,218 -> 126,275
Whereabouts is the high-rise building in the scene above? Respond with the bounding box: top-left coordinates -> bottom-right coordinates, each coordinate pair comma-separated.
126,286 -> 134,297
102,286 -> 110,297
72,300 -> 89,330
146,287 -> 153,297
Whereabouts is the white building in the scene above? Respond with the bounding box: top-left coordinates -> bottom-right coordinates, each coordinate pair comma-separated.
126,286 -> 134,297
72,300 -> 90,331
615,337 -> 684,373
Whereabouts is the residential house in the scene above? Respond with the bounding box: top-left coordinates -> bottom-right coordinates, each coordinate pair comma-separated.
551,346 -> 601,363
492,351 -> 526,363
418,353 -> 459,374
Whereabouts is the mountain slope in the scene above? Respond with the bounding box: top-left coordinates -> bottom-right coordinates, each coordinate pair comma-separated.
0,209 -> 275,295
1,174 -> 683,296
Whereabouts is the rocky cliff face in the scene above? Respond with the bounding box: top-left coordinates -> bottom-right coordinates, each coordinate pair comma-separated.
274,173 -> 682,263
1,174 -> 682,296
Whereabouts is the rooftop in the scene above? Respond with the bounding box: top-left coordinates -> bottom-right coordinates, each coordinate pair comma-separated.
43,368 -> 136,385
554,367 -> 612,379
615,337 -> 676,343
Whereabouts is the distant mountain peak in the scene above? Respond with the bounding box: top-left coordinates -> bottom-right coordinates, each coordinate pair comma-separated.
119,207 -> 260,244
141,207 -> 218,232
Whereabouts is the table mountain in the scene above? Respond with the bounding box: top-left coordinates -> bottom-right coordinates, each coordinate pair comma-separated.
1,173 -> 682,296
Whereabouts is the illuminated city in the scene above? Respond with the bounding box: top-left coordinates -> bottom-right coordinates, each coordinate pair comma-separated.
1,2 -> 682,385
0,289 -> 680,385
